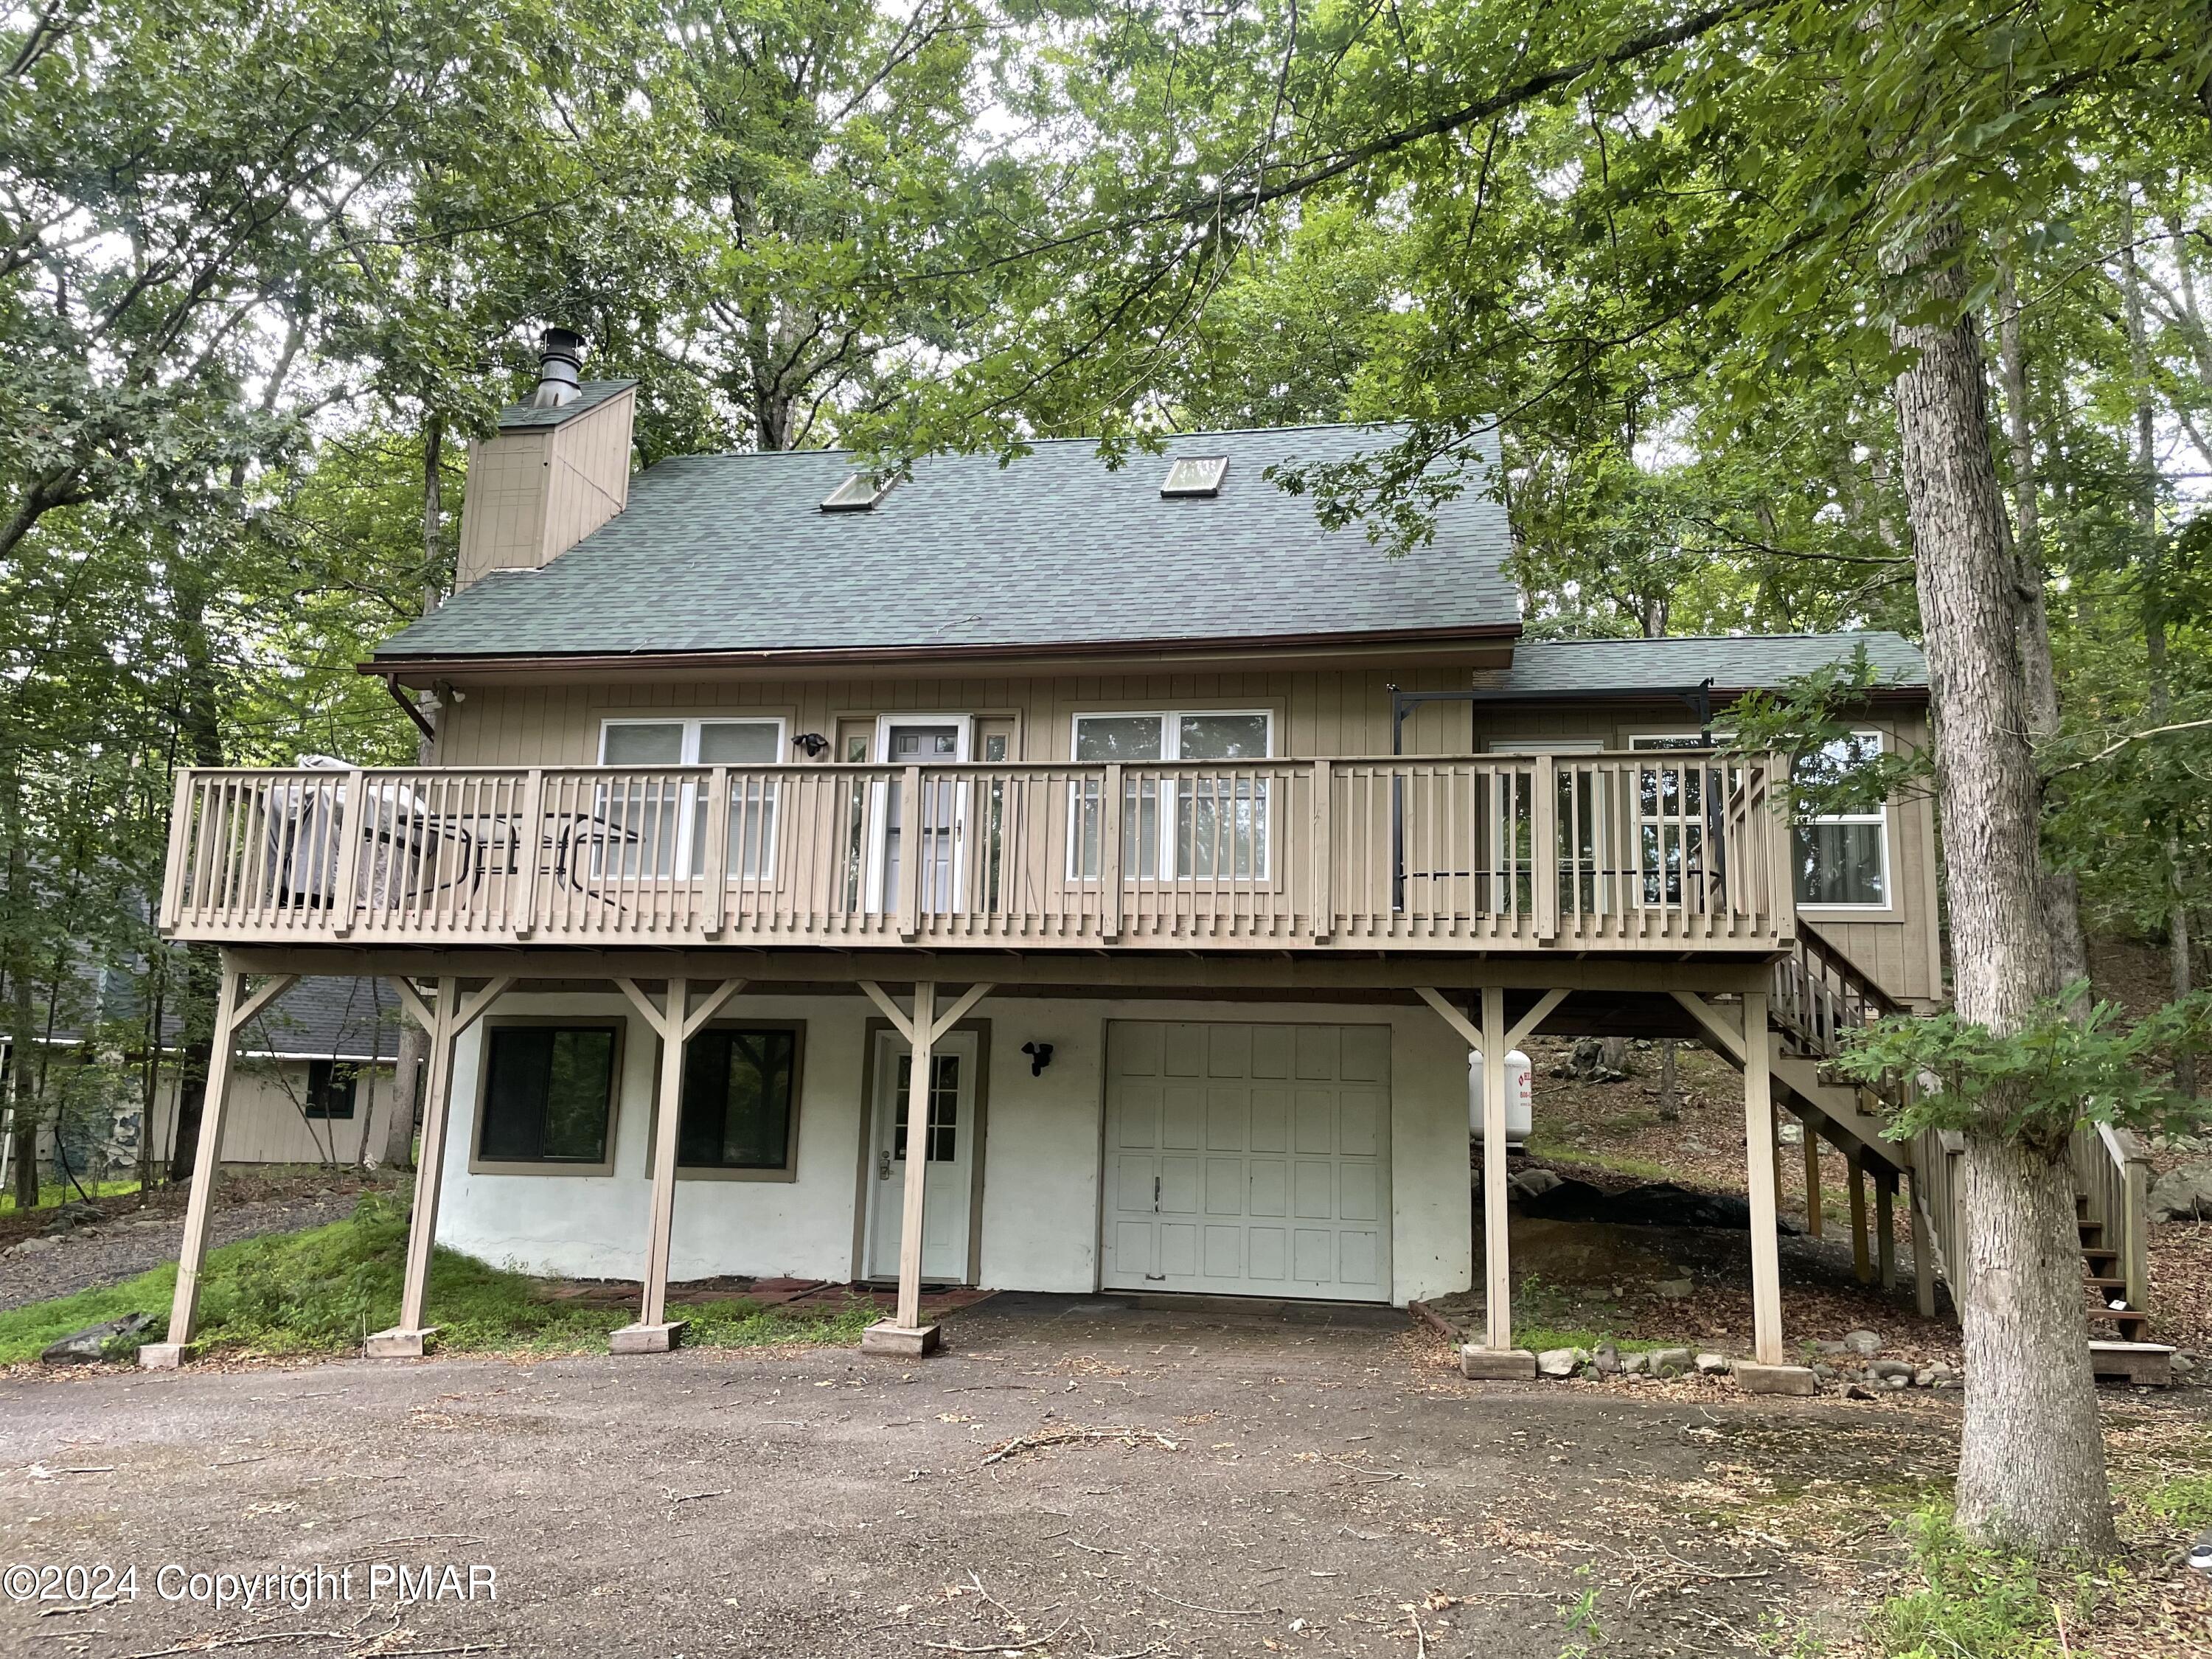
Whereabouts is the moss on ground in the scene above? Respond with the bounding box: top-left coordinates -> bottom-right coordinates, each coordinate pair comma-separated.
0,1192 -> 873,1366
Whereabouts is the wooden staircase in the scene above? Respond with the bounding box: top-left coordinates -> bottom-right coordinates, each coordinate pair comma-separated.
1751,928 -> 2159,1374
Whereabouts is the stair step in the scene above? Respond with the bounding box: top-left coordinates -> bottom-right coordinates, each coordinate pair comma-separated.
2087,1305 -> 2152,1336
2090,1340 -> 2174,1387
2084,1276 -> 2129,1293
2077,1220 -> 2105,1242
2080,1246 -> 2121,1267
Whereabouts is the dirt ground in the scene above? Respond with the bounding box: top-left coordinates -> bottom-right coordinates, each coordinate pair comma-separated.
3,1297 -> 2208,1659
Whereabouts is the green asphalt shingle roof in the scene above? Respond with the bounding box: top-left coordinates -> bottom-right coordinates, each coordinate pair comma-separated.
494,378 -> 635,431
378,423 -> 1517,661
1485,633 -> 1927,695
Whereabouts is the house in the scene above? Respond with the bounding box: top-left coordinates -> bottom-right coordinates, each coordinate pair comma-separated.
1,974 -> 400,1190
136,339 -> 2152,1381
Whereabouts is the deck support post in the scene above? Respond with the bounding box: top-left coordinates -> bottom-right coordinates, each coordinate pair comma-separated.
612,975 -> 747,1352
1414,984 -> 1561,1371
1908,1169 -> 1937,1318
141,962 -> 299,1368
1802,1125 -> 1823,1238
1847,1150 -> 1871,1284
1741,990 -> 1786,1368
1874,1169 -> 1897,1290
364,973 -> 512,1359
858,979 -> 992,1356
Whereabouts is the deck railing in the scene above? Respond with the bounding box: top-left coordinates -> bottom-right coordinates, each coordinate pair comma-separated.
158,751 -> 1797,952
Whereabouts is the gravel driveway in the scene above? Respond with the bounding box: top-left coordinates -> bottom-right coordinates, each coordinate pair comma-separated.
0,1194 -> 358,1313
0,1293 -> 1994,1658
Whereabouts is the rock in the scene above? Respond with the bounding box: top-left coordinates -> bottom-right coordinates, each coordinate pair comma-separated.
1509,1167 -> 1565,1200
1886,1374 -> 1910,1390
55,1200 -> 105,1227
1695,1352 -> 1730,1377
1536,1348 -> 1582,1378
1591,1341 -> 1622,1375
1621,1352 -> 1649,1376
2149,1162 -> 2212,1222
2170,1351 -> 2197,1379
1868,1360 -> 1915,1382
1812,1363 -> 1835,1380
41,1313 -> 153,1365
1841,1382 -> 1877,1401
1655,1277 -> 1694,1299
1840,1329 -> 1882,1357
1777,1120 -> 1804,1146
1914,1368 -> 1936,1388
8,1234 -> 59,1256
1649,1347 -> 1694,1378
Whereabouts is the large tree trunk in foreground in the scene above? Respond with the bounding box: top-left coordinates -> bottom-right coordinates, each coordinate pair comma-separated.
1890,219 -> 2117,1556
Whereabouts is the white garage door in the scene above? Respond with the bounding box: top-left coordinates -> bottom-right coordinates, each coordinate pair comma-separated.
1102,1022 -> 1390,1301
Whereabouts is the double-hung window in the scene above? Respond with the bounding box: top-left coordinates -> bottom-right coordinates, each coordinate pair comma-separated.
597,717 -> 786,881
1792,732 -> 1890,908
1070,711 -> 1273,880
476,1021 -> 622,1170
675,1024 -> 804,1174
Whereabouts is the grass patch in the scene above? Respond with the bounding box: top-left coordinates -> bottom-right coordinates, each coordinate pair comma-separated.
1871,1508 -> 2100,1658
1522,1138 -> 1679,1184
0,1192 -> 874,1366
1,1177 -> 143,1215
2142,1470 -> 2212,1531
1509,1274 -> 1672,1354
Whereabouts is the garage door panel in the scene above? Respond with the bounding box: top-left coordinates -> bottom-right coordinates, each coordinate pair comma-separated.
1206,1087 -> 1246,1152
1339,1162 -> 1380,1222
1160,1156 -> 1200,1214
1162,1083 -> 1204,1150
1293,1160 -> 1332,1219
1113,1220 -> 1153,1276
1339,1088 -> 1382,1157
1160,1222 -> 1197,1276
1162,1024 -> 1206,1077
1248,1227 -> 1287,1280
1339,1231 -> 1381,1288
1249,1088 -> 1288,1152
1294,1088 -> 1333,1155
1205,1158 -> 1244,1215
1104,1022 -> 1390,1303
1248,1159 -> 1287,1217
1115,1083 -> 1161,1149
1203,1225 -> 1242,1278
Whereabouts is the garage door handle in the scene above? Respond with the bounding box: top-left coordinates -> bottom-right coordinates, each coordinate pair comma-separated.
1153,1175 -> 1161,1211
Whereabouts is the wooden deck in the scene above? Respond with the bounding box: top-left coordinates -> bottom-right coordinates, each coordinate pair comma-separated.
159,752 -> 1797,953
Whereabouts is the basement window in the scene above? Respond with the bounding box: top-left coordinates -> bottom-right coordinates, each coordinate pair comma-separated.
1161,456 -> 1228,497
821,472 -> 891,512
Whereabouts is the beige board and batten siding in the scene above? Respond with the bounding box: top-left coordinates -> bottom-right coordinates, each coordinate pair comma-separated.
434,667 -> 1492,768
453,387 -> 636,591
145,1061 -> 397,1166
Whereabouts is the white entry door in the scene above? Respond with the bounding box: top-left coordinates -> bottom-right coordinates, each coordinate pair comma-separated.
865,1028 -> 980,1283
874,718 -> 968,917
1102,1022 -> 1390,1301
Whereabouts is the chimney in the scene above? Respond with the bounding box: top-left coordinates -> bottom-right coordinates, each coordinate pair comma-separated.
452,327 -> 636,590
526,325 -> 585,408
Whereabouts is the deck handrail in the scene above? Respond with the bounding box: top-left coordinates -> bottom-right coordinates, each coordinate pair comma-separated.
157,751 -> 1798,954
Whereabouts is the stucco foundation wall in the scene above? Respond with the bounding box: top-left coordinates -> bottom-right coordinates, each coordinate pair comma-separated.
434,992 -> 1475,1306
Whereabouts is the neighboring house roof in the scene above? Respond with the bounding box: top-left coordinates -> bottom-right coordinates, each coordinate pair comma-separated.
492,378 -> 636,431
374,423 -> 1517,663
5,970 -> 398,1064
240,978 -> 403,1063
1477,632 -> 1928,698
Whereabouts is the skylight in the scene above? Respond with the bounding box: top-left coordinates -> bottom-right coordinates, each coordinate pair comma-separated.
1161,456 -> 1228,498
821,472 -> 891,512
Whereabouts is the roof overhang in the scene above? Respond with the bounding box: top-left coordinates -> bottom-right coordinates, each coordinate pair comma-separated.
364,622 -> 1523,689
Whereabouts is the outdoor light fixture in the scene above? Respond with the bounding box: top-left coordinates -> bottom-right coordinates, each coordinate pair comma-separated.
792,732 -> 830,758
1021,1041 -> 1054,1077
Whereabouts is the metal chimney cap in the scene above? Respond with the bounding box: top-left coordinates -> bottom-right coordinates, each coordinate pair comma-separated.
526,325 -> 585,408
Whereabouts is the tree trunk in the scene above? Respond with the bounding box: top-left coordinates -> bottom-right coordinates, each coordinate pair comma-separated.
1889,214 -> 2115,1555
1994,271 -> 2089,1014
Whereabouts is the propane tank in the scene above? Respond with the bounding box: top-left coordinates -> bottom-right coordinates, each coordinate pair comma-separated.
1468,1049 -> 1534,1145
